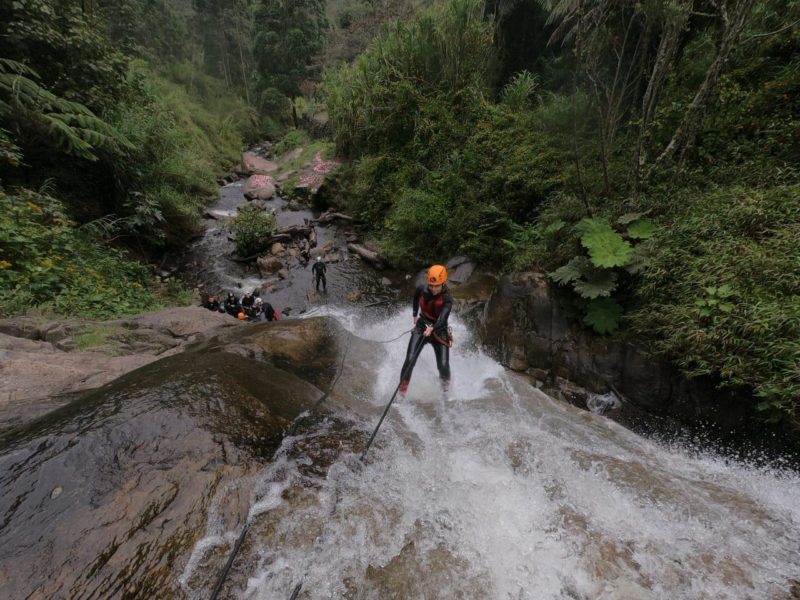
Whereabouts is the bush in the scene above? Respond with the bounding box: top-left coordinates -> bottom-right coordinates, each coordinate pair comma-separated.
0,188 -> 160,319
228,204 -> 277,257
107,62 -> 249,248
631,184 -> 800,420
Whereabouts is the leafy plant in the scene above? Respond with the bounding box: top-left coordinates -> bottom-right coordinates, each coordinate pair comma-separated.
228,204 -> 277,257
584,298 -> 624,334
549,216 -> 658,333
0,188 -> 160,319
693,285 -> 736,319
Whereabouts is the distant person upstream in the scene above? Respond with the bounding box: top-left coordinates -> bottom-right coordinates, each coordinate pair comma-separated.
312,256 -> 327,293
398,264 -> 453,399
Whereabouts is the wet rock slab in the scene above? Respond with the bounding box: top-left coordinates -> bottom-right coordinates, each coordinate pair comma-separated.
0,317 -> 373,600
0,307 -> 242,433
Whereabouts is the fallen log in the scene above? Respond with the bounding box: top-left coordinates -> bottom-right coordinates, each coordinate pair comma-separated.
314,211 -> 354,224
276,224 -> 313,237
347,243 -> 386,269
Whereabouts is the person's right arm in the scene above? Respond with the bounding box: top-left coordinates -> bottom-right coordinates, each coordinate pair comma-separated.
412,286 -> 422,325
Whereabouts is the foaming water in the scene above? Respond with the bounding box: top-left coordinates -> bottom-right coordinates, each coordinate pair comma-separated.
187,308 -> 800,600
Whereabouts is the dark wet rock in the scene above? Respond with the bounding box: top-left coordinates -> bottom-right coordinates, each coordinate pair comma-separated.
0,317 -> 381,600
479,272 -> 757,427
444,256 -> 475,285
0,308 -> 243,432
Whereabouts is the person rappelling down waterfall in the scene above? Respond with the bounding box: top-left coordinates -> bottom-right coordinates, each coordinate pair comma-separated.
398,264 -> 454,399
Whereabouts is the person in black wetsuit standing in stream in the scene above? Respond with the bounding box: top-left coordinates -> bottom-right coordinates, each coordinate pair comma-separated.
398,264 -> 453,399
312,256 -> 327,293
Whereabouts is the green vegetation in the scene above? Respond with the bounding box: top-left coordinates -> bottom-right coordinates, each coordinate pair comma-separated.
322,0 -> 800,423
228,204 -> 277,257
0,189 -> 159,319
1,0 -> 256,321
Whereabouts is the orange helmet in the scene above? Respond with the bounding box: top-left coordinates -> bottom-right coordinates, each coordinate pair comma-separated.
237,312 -> 246,320
427,264 -> 448,286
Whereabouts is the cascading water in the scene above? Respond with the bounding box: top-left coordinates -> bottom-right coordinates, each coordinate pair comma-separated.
184,307 -> 800,600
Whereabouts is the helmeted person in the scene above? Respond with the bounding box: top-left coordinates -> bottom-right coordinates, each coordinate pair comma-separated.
224,292 -> 240,317
398,264 -> 453,398
241,290 -> 254,310
311,256 -> 327,293
242,291 -> 258,319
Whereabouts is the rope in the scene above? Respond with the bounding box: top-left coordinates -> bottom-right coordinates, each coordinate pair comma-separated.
208,329 -> 352,600
371,327 -> 414,344
360,333 -> 426,462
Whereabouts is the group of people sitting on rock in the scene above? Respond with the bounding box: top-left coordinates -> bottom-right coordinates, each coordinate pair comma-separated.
203,290 -> 279,322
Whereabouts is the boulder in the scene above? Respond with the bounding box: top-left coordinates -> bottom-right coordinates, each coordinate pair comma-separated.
444,256 -> 475,286
243,174 -> 276,200
0,317 -> 376,600
237,151 -> 278,176
0,307 -> 243,433
270,242 -> 285,255
257,255 -> 283,277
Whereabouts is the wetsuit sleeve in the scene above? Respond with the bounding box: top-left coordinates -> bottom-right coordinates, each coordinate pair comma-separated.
433,292 -> 453,330
412,286 -> 422,318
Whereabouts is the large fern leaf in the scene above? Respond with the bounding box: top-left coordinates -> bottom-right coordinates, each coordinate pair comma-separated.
583,297 -> 623,335
578,218 -> 633,268
550,255 -> 592,285
574,268 -> 617,299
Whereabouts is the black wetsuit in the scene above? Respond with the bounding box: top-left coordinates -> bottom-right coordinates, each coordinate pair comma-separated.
224,295 -> 240,316
399,284 -> 453,391
262,301 -> 278,321
312,261 -> 327,292
242,294 -> 257,318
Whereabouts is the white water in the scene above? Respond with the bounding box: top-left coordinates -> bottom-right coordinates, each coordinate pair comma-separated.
184,308 -> 800,600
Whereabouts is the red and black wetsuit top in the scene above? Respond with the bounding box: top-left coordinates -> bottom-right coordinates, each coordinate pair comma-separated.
413,285 -> 453,333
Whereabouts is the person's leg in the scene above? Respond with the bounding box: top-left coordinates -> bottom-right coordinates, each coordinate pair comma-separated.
433,341 -> 451,394
321,273 -> 327,293
399,331 -> 425,397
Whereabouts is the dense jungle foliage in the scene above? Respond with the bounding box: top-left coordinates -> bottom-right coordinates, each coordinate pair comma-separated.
321,0 -> 800,422
0,0 -> 259,318
1,0 -> 798,424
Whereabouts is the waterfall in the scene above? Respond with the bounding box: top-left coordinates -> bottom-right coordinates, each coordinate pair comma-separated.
184,307 -> 800,600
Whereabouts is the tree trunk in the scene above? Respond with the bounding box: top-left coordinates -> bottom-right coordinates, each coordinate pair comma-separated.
631,3 -> 690,193
654,0 -> 755,169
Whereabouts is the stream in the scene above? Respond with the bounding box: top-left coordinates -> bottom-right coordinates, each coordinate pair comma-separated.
180,306 -> 800,600
169,177 -> 800,599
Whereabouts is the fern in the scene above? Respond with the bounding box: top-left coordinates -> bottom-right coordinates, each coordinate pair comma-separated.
577,218 -> 633,268
573,268 -> 617,299
0,59 -> 131,161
